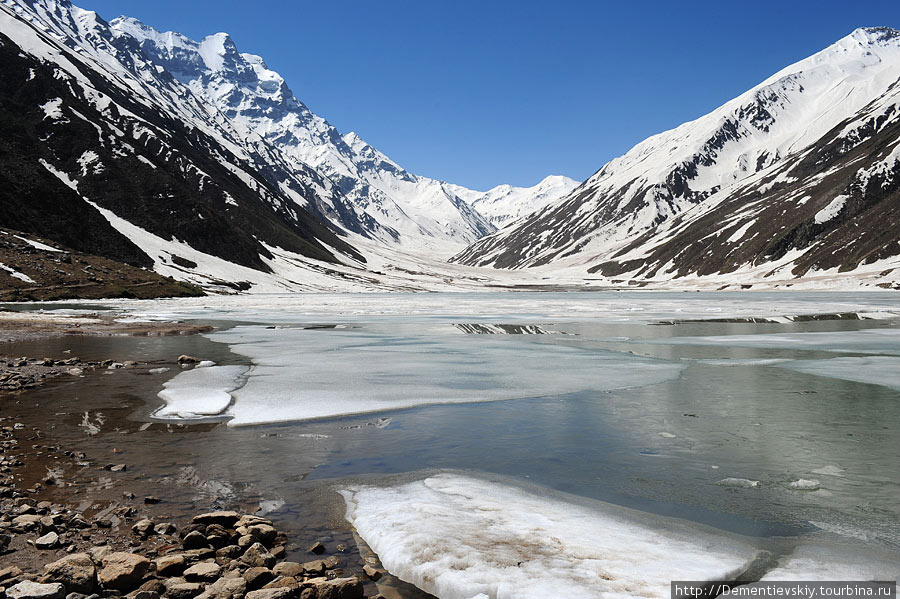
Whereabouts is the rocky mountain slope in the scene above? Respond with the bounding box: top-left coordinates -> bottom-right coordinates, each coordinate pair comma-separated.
453,28 -> 900,288
109,16 -> 497,253
0,0 -> 367,280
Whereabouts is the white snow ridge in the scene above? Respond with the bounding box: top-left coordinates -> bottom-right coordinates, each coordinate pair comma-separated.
341,473 -> 758,599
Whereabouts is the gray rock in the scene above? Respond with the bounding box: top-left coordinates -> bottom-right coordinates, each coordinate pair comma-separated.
307,542 -> 325,555
127,592 -> 158,599
299,561 -> 324,577
215,546 -> 241,560
35,531 -> 59,549
97,553 -> 151,592
8,581 -> 66,599
42,554 -> 96,593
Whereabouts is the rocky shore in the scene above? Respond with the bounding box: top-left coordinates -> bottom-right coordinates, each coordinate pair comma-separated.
0,424 -> 382,599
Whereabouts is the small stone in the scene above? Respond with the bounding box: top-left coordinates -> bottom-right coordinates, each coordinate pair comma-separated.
183,563 -> 221,583
177,356 -> 199,365
181,531 -> 208,550
153,523 -> 175,536
262,578 -> 298,591
362,565 -> 381,581
307,541 -> 325,555
106,465 -> 126,473
269,546 -> 285,560
321,556 -> 340,570
0,566 -> 24,583
35,531 -> 59,549
7,581 -> 67,599
153,555 -> 184,577
142,497 -> 160,505
300,561 -> 324,577
130,520 -> 154,538
334,544 -> 348,553
127,592 -> 158,599
42,554 -> 97,593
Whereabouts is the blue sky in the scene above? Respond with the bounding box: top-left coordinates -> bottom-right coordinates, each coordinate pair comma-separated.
76,0 -> 899,190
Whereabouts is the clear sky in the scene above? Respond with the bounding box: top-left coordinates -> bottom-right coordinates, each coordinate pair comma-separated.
74,0 -> 899,190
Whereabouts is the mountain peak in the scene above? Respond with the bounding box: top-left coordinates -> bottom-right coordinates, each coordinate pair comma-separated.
850,26 -> 900,45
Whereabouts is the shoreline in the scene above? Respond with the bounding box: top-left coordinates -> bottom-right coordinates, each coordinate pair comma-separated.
0,314 -> 403,599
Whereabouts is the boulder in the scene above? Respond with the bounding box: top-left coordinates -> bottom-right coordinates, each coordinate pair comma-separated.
312,577 -> 364,599
271,563 -> 302,579
191,512 -> 240,528
182,531 -> 209,550
7,581 -> 66,599
164,581 -> 204,599
42,554 -> 96,593
153,555 -> 185,577
98,553 -> 151,592
242,567 -> 274,590
244,588 -> 294,599
240,544 -> 275,569
183,562 -> 221,583
195,577 -> 246,599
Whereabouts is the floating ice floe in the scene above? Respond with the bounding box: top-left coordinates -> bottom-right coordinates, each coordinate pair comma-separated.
341,474 -> 758,599
760,541 -> 900,581
155,365 -> 247,419
788,479 -> 821,491
202,325 -> 685,426
775,356 -> 900,391
716,478 -> 760,488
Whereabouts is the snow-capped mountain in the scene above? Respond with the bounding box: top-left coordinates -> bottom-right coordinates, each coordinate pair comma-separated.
448,175 -> 578,229
110,16 -> 495,254
454,28 -> 900,288
0,0 -> 365,285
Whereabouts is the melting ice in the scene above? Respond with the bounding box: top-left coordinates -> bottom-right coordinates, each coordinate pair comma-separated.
158,325 -> 686,426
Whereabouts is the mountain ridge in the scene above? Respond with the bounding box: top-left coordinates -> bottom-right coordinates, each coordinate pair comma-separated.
452,26 -> 900,289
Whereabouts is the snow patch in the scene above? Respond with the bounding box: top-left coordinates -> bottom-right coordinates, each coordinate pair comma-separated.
155,365 -> 247,419
813,195 -> 848,224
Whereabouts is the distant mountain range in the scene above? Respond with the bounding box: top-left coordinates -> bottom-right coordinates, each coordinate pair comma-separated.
454,28 -> 900,289
0,0 -> 897,293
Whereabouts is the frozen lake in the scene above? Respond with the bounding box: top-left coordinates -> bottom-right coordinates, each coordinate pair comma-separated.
27,292 -> 900,597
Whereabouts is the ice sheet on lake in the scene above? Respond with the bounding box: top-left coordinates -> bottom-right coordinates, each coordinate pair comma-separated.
207,325 -> 685,426
340,473 -> 758,599
760,542 -> 900,581
649,328 -> 900,355
775,357 -> 900,391
155,365 -> 247,419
